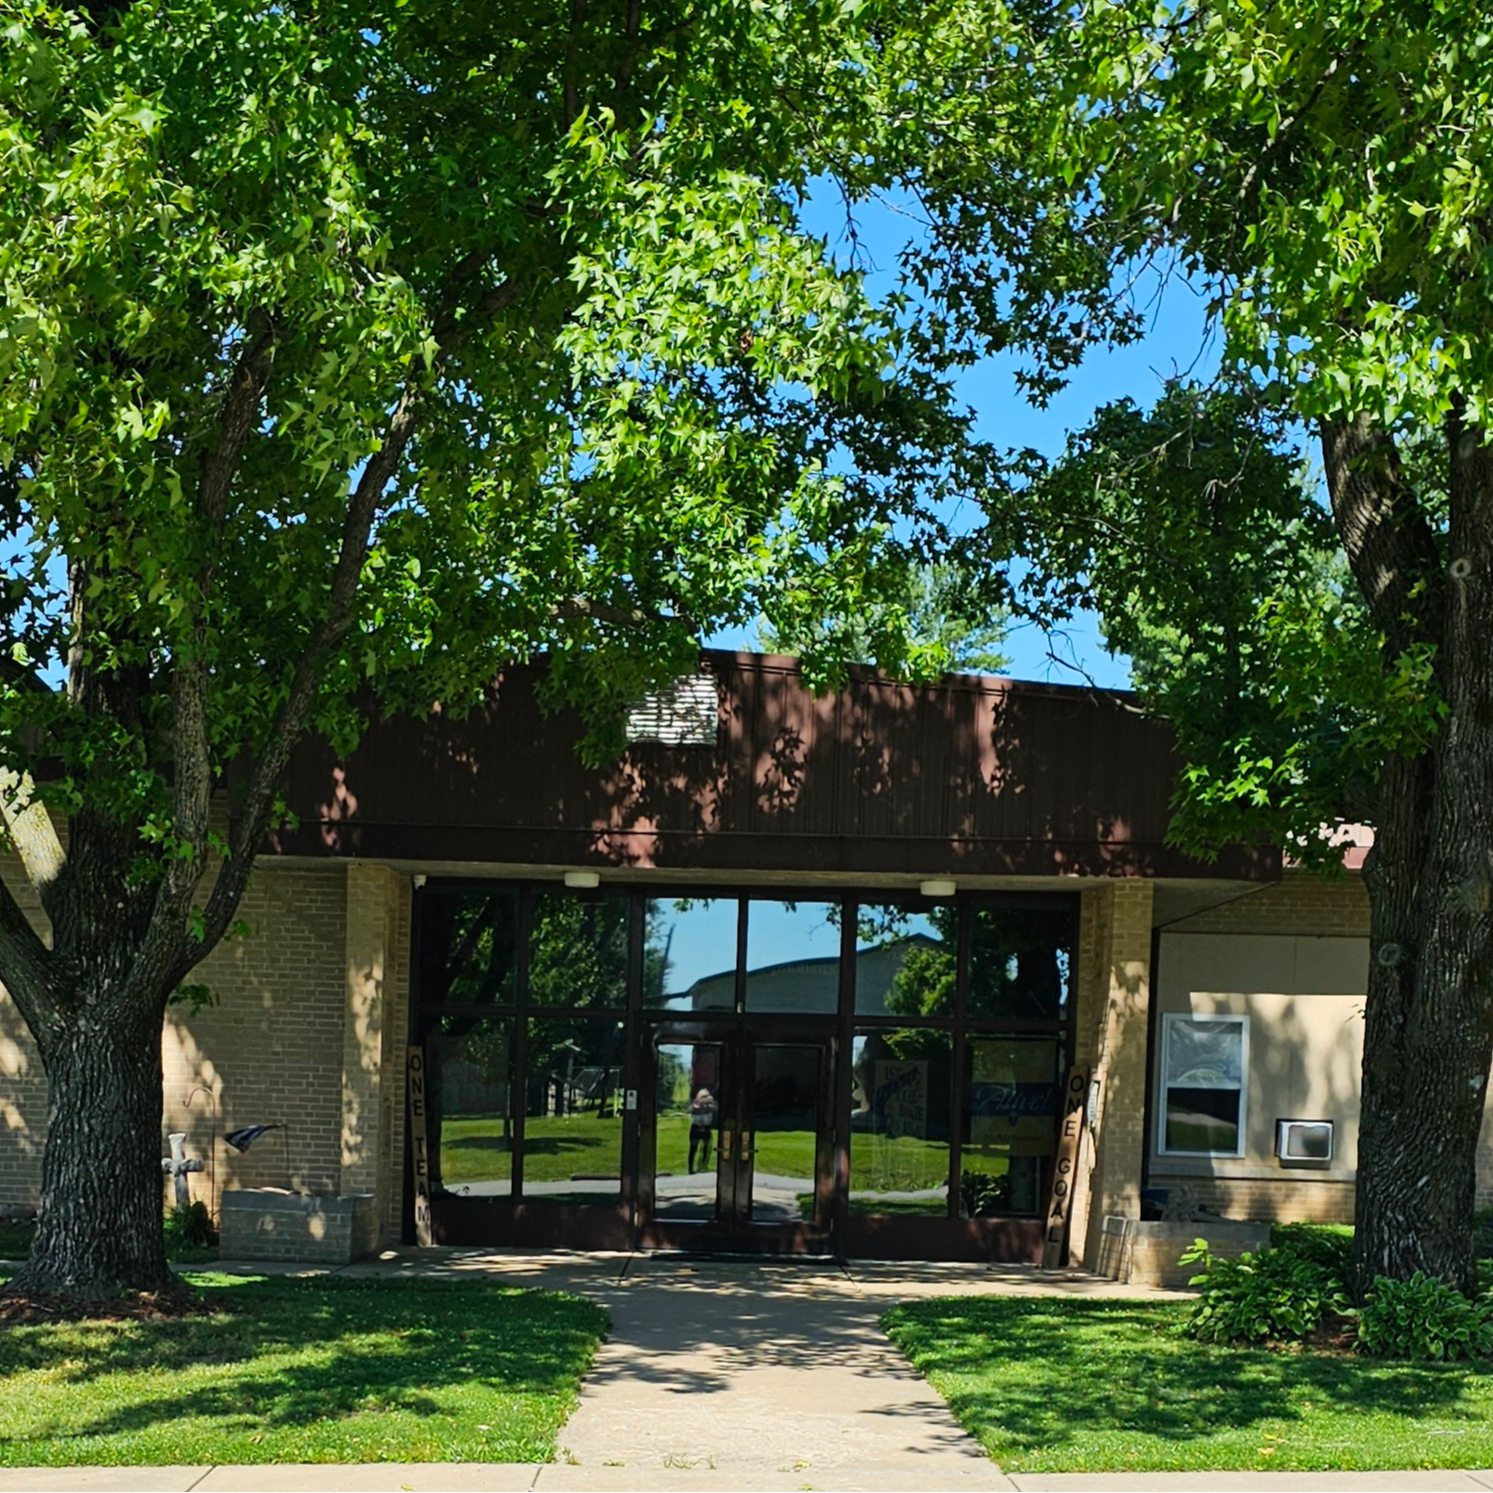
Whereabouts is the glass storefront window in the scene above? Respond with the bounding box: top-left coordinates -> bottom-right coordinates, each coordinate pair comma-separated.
521,1017 -> 626,1206
644,898 -> 738,1009
960,1037 -> 1062,1216
528,891 -> 630,1010
414,883 -> 1080,1252
849,1029 -> 952,1216
745,900 -> 840,1013
423,1017 -> 514,1197
854,904 -> 953,1017
966,906 -> 1072,1020
418,888 -> 520,1009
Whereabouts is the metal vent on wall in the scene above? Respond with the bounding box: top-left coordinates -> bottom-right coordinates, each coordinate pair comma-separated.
626,669 -> 720,746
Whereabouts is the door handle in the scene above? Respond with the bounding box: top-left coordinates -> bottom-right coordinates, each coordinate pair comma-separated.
741,1132 -> 754,1160
720,1130 -> 734,1161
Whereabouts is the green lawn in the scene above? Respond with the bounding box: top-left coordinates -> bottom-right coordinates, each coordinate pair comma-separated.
884,1295 -> 1493,1474
0,1273 -> 607,1466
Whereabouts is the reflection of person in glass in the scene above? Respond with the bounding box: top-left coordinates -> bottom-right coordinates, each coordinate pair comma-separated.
688,1087 -> 717,1172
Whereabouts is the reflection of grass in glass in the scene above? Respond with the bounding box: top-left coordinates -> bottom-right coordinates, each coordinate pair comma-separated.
1166,1114 -> 1237,1152
654,1113 -> 693,1175
438,1113 -> 513,1186
959,1150 -> 1013,1178
440,1111 -> 624,1186
850,1132 -> 949,1192
653,1116 -> 819,1180
752,1129 -> 817,1180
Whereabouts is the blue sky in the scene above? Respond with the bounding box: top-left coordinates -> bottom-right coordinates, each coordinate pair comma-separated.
707,188 -> 1226,690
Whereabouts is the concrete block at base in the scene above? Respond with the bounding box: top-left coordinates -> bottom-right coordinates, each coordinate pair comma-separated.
1097,1216 -> 1270,1288
219,1189 -> 377,1265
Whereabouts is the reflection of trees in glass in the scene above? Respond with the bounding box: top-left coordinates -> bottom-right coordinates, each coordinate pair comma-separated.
861,906 -> 954,1057
526,895 -> 629,1103
528,894 -> 628,1010
655,1048 -> 687,1110
419,892 -> 520,1190
870,904 -> 1072,1023
968,909 -> 1070,1019
526,1016 -> 624,1117
420,890 -> 670,1189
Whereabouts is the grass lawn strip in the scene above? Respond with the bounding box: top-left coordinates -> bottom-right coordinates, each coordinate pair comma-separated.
884,1295 -> 1493,1474
0,1273 -> 607,1466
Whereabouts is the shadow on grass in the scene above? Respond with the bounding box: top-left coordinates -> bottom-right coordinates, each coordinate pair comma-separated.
0,1275 -> 607,1451
884,1297 -> 1493,1465
444,1134 -> 515,1155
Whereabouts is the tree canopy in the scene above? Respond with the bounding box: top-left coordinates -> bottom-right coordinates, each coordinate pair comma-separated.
929,0 -> 1493,1290
0,0 -> 995,1299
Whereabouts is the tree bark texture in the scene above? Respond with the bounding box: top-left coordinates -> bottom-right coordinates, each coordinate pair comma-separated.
1326,413 -> 1493,1295
8,989 -> 176,1298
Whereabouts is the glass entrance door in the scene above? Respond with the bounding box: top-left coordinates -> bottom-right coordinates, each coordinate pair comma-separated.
643,1027 -> 834,1252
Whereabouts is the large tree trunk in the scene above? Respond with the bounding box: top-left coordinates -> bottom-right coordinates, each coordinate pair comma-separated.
8,989 -> 176,1299
1354,751 -> 1493,1295
1348,414 -> 1493,1296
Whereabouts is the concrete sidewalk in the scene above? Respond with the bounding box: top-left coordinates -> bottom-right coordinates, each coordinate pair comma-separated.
2,1250 -> 1491,1492
5,1462 -> 1493,1492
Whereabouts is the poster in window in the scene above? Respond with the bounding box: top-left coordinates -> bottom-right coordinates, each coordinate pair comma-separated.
968,1040 -> 1059,1155
873,1060 -> 928,1139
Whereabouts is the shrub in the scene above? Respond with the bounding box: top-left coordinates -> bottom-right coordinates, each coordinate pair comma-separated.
1474,1207 -> 1493,1266
958,1169 -> 1011,1217
1181,1235 -> 1348,1344
164,1200 -> 217,1252
1270,1221 -> 1353,1274
1355,1273 -> 1493,1361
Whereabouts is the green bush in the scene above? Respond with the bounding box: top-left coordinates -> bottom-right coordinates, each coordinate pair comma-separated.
958,1169 -> 1011,1217
1270,1221 -> 1353,1273
164,1200 -> 216,1252
1473,1208 -> 1493,1266
1355,1273 -> 1493,1361
1181,1235 -> 1348,1344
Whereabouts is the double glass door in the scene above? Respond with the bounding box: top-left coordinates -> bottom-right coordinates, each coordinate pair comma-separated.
644,1024 -> 834,1252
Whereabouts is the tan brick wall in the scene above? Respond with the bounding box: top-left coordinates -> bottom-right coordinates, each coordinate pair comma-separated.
1165,873 -> 1370,938
0,850 -> 49,1207
1072,880 -> 1154,1268
5,852 -> 413,1250
161,864 -> 349,1204
341,861 -> 411,1245
1150,1174 -> 1357,1224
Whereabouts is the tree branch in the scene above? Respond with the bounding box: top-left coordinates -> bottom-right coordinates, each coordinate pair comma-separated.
0,768 -> 66,897
182,377 -> 426,978
564,0 -> 587,123
1320,414 -> 1443,656
132,318 -> 279,981
551,596 -> 693,630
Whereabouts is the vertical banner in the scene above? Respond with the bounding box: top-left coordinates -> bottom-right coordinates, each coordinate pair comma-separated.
1041,1065 -> 1090,1269
407,1045 -> 433,1247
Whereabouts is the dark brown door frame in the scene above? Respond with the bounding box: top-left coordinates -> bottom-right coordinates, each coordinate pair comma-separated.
638,1018 -> 837,1254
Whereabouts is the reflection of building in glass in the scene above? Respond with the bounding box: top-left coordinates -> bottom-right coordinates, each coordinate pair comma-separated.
667,936 -> 939,1015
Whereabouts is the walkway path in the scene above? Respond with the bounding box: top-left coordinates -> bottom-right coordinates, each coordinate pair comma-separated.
5,1250 -> 1493,1490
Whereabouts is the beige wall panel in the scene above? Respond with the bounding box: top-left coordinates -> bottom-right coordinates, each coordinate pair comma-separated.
1152,932 -> 1366,1215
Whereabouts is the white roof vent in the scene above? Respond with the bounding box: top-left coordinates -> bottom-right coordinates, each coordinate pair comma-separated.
626,669 -> 719,746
